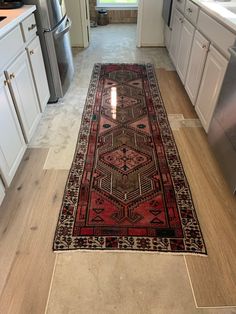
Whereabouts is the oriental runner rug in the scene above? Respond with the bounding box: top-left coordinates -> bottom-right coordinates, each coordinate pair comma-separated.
53,64 -> 207,255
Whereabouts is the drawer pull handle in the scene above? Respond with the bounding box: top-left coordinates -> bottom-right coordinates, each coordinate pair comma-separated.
9,73 -> 15,80
202,44 -> 207,49
4,79 -> 10,86
28,23 -> 37,31
187,8 -> 193,13
179,18 -> 184,23
29,50 -> 34,55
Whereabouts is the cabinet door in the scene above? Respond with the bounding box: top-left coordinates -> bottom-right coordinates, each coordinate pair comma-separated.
6,51 -> 41,142
195,45 -> 228,132
0,74 -> 26,186
27,36 -> 50,112
0,178 -> 5,206
185,31 -> 209,104
176,18 -> 195,83
169,9 -> 184,66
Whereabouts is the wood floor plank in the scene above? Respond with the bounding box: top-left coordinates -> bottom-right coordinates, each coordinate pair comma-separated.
0,149 -> 68,314
157,68 -> 197,118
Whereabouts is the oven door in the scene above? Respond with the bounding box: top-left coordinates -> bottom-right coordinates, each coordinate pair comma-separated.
44,15 -> 74,101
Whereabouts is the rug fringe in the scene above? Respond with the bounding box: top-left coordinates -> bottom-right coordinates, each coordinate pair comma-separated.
53,249 -> 208,257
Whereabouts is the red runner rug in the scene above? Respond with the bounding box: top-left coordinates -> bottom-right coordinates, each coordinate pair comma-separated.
53,64 -> 207,254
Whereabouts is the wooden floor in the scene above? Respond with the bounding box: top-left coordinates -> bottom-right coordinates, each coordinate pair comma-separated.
0,149 -> 68,314
0,69 -> 236,313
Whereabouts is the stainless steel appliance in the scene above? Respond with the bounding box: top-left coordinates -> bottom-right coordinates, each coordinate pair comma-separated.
162,0 -> 173,26
23,0 -> 74,102
208,42 -> 236,193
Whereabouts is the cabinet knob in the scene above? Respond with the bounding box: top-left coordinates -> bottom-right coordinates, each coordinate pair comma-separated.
29,50 -> 34,55
4,79 -> 10,86
187,8 -> 193,13
9,73 -> 15,80
202,44 -> 207,49
28,23 -> 36,31
179,18 -> 184,23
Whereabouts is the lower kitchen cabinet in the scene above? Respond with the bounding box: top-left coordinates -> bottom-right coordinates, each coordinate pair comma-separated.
6,51 -> 41,142
195,45 -> 228,132
169,9 -> 184,66
176,18 -> 195,84
27,36 -> 50,112
0,73 -> 26,187
0,178 -> 5,206
185,30 -> 210,104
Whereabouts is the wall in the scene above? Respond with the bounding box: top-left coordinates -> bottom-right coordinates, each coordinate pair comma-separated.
65,0 -> 90,48
89,0 -> 137,24
137,0 -> 164,47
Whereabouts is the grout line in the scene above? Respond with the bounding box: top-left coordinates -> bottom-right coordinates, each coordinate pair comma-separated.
44,253 -> 58,314
184,256 -> 199,309
184,256 -> 236,309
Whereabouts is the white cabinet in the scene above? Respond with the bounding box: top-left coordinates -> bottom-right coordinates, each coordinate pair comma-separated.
176,18 -> 195,83
169,9 -> 184,65
6,51 -> 41,142
27,37 -> 50,112
175,0 -> 186,13
0,73 -> 26,186
185,30 -> 209,104
195,45 -> 228,132
0,178 -> 5,206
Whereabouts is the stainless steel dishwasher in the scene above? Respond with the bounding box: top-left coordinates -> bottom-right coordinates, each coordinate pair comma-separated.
208,42 -> 236,193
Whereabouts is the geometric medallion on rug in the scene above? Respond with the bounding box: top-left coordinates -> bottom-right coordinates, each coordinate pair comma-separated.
53,63 -> 207,255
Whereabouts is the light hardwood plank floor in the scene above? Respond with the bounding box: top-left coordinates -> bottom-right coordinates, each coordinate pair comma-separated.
0,149 -> 68,314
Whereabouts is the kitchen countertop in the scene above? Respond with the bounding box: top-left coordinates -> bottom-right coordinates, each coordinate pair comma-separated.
192,0 -> 236,33
0,5 -> 36,38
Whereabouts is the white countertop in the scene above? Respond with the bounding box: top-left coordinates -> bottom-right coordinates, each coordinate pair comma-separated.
0,5 -> 36,38
192,0 -> 236,33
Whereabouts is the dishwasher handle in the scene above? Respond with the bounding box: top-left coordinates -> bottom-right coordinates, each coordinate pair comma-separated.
54,17 -> 72,39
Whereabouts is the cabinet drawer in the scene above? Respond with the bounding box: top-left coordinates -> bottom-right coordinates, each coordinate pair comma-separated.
0,25 -> 24,70
0,178 -> 5,206
175,0 -> 186,13
198,10 -> 236,58
185,0 -> 199,25
21,14 -> 37,42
